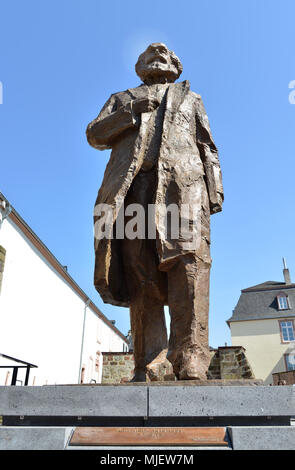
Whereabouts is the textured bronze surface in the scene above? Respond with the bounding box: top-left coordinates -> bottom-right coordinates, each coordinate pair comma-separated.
70,427 -> 228,446
87,43 -> 223,382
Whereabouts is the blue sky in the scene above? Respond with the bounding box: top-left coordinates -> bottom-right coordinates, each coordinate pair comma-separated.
1,0 -> 294,347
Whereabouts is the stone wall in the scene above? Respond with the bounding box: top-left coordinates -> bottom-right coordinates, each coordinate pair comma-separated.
102,346 -> 255,383
272,370 -> 295,385
208,346 -> 255,380
102,352 -> 135,384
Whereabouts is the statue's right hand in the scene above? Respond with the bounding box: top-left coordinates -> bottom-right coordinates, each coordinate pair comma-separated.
132,97 -> 160,115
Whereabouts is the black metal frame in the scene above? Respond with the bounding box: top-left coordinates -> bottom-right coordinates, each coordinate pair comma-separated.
0,353 -> 37,386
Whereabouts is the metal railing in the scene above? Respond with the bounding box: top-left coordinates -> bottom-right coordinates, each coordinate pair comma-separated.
0,353 -> 37,386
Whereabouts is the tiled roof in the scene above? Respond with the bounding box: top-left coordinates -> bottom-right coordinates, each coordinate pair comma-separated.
228,281 -> 295,323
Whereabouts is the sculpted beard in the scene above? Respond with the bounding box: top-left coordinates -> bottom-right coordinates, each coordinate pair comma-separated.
135,47 -> 182,84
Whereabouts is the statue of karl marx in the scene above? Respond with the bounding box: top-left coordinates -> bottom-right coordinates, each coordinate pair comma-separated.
86,43 -> 223,381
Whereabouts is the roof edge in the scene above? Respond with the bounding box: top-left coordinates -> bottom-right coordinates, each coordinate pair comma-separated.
242,283 -> 295,293
228,313 -> 295,324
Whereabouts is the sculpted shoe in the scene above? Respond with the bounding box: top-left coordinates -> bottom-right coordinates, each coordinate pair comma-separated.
176,350 -> 210,381
178,364 -> 207,381
146,349 -> 174,381
129,370 -> 147,382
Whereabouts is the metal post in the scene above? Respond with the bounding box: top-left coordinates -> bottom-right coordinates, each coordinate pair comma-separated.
78,299 -> 90,384
11,367 -> 18,385
24,366 -> 30,386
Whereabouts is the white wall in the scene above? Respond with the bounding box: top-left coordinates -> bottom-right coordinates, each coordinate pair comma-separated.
0,217 -> 127,385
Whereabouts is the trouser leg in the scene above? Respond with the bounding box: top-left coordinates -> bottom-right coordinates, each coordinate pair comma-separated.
129,290 -> 167,380
167,254 -> 211,380
122,237 -> 168,381
121,169 -> 168,380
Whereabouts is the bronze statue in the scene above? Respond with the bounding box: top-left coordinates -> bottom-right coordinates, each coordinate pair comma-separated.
86,43 -> 223,381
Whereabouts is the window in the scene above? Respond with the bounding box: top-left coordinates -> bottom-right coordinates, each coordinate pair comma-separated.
279,320 -> 295,342
277,294 -> 290,310
285,353 -> 295,371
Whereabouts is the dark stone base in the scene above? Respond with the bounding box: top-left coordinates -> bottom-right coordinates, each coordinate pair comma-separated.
1,385 -> 293,449
64,379 -> 263,386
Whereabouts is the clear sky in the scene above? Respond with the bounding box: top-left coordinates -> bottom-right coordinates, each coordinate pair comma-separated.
1,0 -> 294,347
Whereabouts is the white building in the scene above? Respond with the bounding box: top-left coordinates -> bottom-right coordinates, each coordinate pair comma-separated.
0,192 -> 128,386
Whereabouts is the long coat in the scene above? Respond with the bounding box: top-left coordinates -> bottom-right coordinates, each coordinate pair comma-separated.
86,80 -> 223,307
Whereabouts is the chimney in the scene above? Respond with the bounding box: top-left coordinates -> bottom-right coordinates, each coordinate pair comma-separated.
283,257 -> 291,284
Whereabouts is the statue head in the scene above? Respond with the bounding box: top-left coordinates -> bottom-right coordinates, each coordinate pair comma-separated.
135,43 -> 183,84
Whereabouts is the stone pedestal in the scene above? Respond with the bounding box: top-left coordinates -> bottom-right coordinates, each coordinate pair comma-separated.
0,384 -> 294,450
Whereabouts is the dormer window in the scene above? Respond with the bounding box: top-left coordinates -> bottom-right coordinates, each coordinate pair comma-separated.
277,293 -> 290,310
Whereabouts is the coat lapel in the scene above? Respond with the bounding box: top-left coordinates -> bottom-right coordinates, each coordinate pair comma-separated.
155,80 -> 191,265
126,84 -> 149,101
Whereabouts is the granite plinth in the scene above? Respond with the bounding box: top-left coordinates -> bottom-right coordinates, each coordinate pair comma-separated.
0,427 -> 72,450
0,385 -> 147,417
148,385 -> 295,417
1,384 -> 293,419
69,379 -> 263,386
228,426 -> 295,450
1,425 -> 295,450
0,384 -> 294,450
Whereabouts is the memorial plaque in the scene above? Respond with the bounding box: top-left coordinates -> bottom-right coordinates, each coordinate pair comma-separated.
70,427 -> 228,446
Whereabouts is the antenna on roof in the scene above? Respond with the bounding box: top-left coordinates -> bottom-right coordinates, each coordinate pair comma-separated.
282,257 -> 291,284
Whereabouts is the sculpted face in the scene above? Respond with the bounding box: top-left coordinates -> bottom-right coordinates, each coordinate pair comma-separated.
135,43 -> 183,84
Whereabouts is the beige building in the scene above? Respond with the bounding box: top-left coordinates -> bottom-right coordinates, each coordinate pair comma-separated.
228,264 -> 295,384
